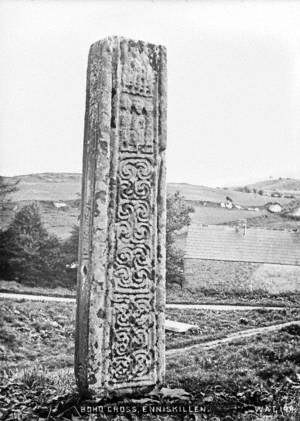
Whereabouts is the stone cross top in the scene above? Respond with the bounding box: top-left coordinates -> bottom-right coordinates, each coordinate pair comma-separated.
75,36 -> 167,398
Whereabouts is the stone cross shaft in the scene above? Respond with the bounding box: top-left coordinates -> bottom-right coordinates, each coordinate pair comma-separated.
75,36 -> 167,398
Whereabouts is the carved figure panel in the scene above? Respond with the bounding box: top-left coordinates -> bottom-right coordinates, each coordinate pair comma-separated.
119,93 -> 154,154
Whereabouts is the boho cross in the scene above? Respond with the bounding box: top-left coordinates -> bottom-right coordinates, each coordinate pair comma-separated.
75,36 -> 167,398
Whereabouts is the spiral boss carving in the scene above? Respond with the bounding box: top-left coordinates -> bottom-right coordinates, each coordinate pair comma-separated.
75,37 -> 167,397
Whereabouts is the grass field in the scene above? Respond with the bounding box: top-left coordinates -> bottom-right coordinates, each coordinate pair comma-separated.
166,307 -> 300,350
166,326 -> 300,419
1,299 -> 299,373
191,205 -> 266,225
1,298 -> 300,420
2,279 -> 300,307
0,280 -> 76,298
167,285 -> 300,306
2,279 -> 300,308
225,212 -> 300,231
2,331 -> 300,420
1,298 -> 299,375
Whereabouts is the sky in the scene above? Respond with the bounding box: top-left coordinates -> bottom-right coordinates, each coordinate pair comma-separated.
1,0 -> 300,187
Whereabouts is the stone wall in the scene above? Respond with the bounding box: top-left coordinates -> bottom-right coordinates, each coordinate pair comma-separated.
184,258 -> 300,293
184,259 -> 259,291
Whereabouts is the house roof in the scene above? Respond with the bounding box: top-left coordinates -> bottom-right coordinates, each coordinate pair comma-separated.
185,224 -> 300,265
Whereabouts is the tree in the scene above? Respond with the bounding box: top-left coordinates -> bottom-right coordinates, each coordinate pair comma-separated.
60,224 -> 80,287
166,192 -> 194,287
62,224 -> 79,264
0,176 -> 19,206
0,203 -> 67,287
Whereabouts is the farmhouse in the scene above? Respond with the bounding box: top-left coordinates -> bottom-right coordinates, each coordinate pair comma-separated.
184,224 -> 300,293
53,201 -> 67,209
266,202 -> 282,214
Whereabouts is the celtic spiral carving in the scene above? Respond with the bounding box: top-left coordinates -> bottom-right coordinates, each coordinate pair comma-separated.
117,221 -> 150,244
120,159 -> 152,180
118,201 -> 150,222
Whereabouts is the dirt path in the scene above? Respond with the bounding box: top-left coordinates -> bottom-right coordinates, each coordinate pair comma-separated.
166,320 -> 300,356
0,292 -> 76,303
0,292 -> 291,311
167,303 -> 288,311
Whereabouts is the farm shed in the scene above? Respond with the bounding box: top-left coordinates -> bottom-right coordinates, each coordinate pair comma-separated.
184,224 -> 300,293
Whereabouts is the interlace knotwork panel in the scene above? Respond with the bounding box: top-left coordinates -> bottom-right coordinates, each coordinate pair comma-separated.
109,45 -> 157,386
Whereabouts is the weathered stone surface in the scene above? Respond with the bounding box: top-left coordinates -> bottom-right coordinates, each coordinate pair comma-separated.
75,36 -> 167,398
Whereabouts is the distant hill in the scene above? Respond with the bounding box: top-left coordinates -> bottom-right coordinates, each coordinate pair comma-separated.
1,173 -> 297,239
234,178 -> 300,194
3,173 -> 81,183
167,183 -> 291,206
2,173 -> 293,206
2,173 -> 82,202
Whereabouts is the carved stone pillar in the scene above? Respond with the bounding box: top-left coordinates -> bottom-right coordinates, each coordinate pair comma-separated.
75,36 -> 167,398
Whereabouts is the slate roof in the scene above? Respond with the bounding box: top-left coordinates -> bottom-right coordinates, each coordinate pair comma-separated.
185,224 -> 300,266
